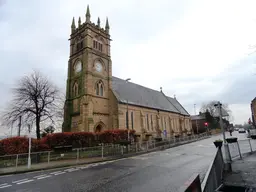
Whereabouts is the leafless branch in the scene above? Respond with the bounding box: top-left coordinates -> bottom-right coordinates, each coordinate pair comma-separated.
1,70 -> 61,139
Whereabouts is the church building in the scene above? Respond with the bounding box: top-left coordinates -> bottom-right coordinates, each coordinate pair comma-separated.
63,6 -> 193,140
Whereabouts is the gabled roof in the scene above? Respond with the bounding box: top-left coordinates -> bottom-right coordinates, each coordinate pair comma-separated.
166,96 -> 190,116
112,76 -> 190,116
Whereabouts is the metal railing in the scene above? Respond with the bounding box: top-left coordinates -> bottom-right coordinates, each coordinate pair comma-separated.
228,138 -> 256,160
201,148 -> 225,192
0,133 -> 208,174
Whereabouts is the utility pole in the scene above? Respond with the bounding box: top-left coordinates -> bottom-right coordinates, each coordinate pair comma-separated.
17,116 -> 21,136
27,124 -> 31,169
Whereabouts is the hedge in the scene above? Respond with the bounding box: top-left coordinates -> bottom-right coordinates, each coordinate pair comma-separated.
97,129 -> 136,143
0,137 -> 50,155
0,129 -> 136,155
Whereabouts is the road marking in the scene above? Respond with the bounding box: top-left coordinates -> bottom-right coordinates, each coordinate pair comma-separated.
65,168 -> 77,172
50,171 -> 64,175
54,172 -> 65,175
37,175 -> 52,180
0,183 -> 8,187
16,179 -> 34,185
34,174 -> 48,179
66,168 -> 79,172
80,166 -> 89,169
0,184 -> 12,189
12,178 -> 29,183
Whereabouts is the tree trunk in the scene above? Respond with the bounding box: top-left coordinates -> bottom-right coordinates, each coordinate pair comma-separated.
36,116 -> 41,139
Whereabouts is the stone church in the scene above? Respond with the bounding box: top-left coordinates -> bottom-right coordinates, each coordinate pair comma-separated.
63,6 -> 193,140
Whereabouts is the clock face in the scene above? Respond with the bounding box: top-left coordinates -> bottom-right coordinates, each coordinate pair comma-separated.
95,62 -> 103,72
74,61 -> 82,73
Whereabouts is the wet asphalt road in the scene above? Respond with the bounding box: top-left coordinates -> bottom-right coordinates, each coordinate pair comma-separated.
0,132 -> 248,192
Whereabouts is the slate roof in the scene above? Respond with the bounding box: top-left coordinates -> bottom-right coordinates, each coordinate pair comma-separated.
166,96 -> 190,116
112,76 -> 190,116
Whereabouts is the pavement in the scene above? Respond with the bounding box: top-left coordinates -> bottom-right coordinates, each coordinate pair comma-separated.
223,131 -> 256,190
0,134 -> 223,192
224,152 -> 256,189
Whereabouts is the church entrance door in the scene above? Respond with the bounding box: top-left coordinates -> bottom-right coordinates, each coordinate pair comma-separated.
95,124 -> 102,133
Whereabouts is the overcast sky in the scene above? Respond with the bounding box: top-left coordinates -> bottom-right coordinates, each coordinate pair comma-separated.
1,0 -> 256,135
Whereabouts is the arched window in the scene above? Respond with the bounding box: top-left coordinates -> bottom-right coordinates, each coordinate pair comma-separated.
95,81 -> 104,96
73,82 -> 78,97
100,84 -> 103,96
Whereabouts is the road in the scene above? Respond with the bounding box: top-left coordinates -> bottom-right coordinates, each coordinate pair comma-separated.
0,132 -> 249,192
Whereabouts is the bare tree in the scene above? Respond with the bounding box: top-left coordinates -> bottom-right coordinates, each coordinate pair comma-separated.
1,70 -> 60,139
200,100 -> 233,121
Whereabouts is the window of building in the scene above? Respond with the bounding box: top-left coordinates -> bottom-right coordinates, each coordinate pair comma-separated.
131,112 -> 134,129
73,82 -> 78,97
151,115 -> 153,130
93,40 -> 103,52
76,41 -> 83,51
95,81 -> 104,96
147,114 -> 149,130
100,84 -> 103,96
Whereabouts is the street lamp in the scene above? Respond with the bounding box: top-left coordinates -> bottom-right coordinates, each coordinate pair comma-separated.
214,101 -> 232,171
125,78 -> 131,141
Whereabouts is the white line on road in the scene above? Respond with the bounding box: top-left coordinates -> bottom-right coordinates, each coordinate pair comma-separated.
50,171 -> 64,175
80,166 -> 89,169
54,172 -> 65,175
64,168 -> 76,172
16,179 -> 34,185
66,168 -> 79,172
37,175 -> 52,180
12,178 -> 29,183
0,183 -> 8,187
34,174 -> 48,179
0,184 -> 12,189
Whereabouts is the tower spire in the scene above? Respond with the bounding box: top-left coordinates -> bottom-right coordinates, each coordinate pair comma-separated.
105,17 -> 110,33
71,17 -> 76,33
86,5 -> 91,22
78,17 -> 81,27
97,17 -> 100,27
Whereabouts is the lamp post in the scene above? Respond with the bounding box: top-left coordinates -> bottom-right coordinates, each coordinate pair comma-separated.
125,78 -> 131,141
27,124 -> 31,169
214,101 -> 232,171
194,104 -> 199,134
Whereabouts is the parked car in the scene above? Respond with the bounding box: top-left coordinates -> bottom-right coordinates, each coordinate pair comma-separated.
238,128 -> 246,133
234,127 -> 239,131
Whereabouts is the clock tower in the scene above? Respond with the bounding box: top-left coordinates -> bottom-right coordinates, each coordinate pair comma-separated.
63,5 -> 112,132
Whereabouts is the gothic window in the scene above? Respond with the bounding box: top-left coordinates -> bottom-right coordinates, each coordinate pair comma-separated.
95,80 -> 104,96
131,112 -> 134,129
151,114 -> 153,130
73,82 -> 79,97
147,114 -> 149,130
100,84 -> 103,96
76,41 -> 83,52
93,39 -> 103,52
